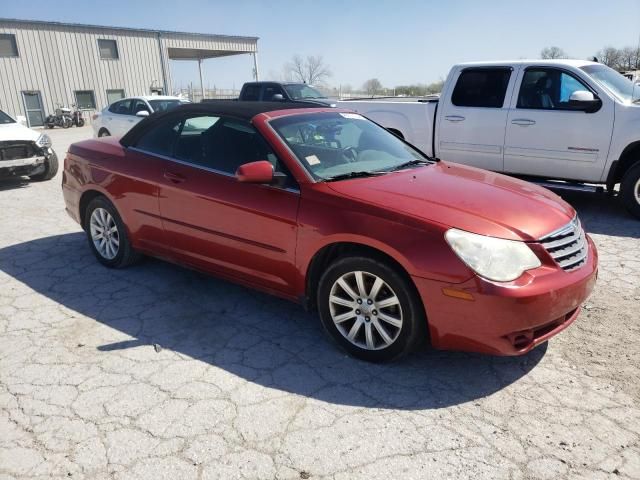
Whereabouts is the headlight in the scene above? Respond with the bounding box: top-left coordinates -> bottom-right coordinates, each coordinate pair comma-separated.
445,228 -> 541,282
36,133 -> 52,148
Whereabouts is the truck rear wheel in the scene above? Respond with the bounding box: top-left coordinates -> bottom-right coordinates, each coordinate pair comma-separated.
620,163 -> 640,219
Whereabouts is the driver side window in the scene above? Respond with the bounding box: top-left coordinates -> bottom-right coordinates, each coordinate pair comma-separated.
132,99 -> 150,115
517,68 -> 591,110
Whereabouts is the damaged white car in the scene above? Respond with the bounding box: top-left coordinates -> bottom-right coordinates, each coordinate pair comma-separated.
0,109 -> 58,181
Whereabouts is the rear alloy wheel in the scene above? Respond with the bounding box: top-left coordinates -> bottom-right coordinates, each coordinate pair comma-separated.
84,196 -> 141,268
620,163 -> 640,219
90,208 -> 120,260
318,257 -> 426,362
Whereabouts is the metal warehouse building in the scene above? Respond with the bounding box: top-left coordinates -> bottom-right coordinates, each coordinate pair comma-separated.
0,18 -> 259,127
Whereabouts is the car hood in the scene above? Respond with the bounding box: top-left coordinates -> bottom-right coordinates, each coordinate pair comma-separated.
326,161 -> 576,241
0,122 -> 40,142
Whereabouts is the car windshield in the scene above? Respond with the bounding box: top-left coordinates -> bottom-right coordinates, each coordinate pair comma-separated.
148,99 -> 183,112
270,112 -> 431,180
0,110 -> 15,124
283,84 -> 327,100
581,64 -> 640,103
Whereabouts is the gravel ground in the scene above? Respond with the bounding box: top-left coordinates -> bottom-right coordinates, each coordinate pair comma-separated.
0,126 -> 639,480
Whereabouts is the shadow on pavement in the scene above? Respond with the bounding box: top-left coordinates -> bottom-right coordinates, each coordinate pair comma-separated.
0,232 -> 546,409
0,177 -> 30,191
554,189 -> 640,239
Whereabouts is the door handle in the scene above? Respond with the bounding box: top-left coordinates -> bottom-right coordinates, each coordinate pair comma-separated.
164,171 -> 186,184
511,118 -> 536,126
128,119 -> 135,123
444,115 -> 465,122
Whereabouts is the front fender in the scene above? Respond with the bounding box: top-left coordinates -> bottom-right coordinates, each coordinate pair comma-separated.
294,187 -> 474,297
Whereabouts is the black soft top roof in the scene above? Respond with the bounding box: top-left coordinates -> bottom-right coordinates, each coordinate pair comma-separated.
120,100 -> 326,147
173,100 -> 324,119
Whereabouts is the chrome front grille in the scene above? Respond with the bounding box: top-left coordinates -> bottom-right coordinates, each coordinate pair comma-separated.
539,217 -> 588,271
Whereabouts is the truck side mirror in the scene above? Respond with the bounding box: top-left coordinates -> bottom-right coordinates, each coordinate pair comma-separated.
568,91 -> 602,113
271,94 -> 285,101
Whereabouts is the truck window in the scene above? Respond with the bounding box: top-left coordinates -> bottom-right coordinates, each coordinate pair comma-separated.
451,68 -> 511,108
242,85 -> 260,101
517,68 -> 592,110
263,85 -> 285,101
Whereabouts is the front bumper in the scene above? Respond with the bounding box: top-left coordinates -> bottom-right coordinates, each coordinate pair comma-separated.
0,156 -> 46,178
0,147 -> 54,179
413,236 -> 598,355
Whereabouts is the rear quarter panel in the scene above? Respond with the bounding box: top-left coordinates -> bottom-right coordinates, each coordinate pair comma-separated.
63,138 -> 165,251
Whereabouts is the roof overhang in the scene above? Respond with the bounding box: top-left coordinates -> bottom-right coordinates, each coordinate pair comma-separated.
167,47 -> 251,61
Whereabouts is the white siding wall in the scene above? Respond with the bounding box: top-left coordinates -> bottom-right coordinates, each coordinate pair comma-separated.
0,20 -> 257,123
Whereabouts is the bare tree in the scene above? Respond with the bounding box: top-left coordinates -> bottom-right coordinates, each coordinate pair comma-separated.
285,54 -> 332,85
619,46 -> 640,71
596,46 -> 623,69
540,46 -> 568,59
362,78 -> 383,96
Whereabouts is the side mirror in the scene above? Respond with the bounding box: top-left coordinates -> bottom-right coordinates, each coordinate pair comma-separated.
236,160 -> 274,184
568,90 -> 602,113
271,94 -> 285,101
135,110 -> 150,117
16,115 -> 27,126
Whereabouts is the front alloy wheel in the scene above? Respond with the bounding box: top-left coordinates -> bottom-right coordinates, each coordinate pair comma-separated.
620,163 -> 640,219
329,271 -> 403,350
318,256 -> 426,362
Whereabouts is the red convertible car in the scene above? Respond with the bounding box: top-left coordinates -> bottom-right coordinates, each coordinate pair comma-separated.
62,102 -> 597,362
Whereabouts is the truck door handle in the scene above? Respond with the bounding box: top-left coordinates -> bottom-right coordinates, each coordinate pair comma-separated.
511,118 -> 536,126
164,171 -> 186,184
444,115 -> 465,122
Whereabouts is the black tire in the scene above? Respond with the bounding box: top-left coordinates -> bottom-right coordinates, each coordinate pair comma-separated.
83,196 -> 142,268
77,119 -> 85,127
98,128 -> 110,137
620,163 -> 640,219
317,256 -> 427,362
30,152 -> 59,181
46,123 -> 54,129
62,119 -> 71,129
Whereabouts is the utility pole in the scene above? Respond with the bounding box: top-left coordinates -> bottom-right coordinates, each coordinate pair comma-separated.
198,58 -> 205,101
252,52 -> 260,81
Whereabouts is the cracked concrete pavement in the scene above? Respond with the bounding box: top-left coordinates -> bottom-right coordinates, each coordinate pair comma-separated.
0,126 -> 639,479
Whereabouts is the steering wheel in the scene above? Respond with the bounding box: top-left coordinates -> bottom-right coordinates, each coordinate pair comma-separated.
341,147 -> 359,163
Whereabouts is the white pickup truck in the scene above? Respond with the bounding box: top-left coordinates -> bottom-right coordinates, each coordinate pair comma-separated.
337,60 -> 640,218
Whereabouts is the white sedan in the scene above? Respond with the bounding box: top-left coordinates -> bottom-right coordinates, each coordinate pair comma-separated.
92,96 -> 186,138
0,109 -> 57,181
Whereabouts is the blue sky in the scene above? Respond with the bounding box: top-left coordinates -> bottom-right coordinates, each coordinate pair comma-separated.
3,0 -> 640,90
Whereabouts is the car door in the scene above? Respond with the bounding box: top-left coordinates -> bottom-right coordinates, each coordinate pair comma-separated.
503,67 -> 614,182
129,99 -> 151,131
106,98 -> 134,137
155,114 -> 301,295
436,66 -> 515,171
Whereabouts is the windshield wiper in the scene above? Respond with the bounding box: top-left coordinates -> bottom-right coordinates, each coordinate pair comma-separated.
386,159 -> 431,172
323,171 -> 387,182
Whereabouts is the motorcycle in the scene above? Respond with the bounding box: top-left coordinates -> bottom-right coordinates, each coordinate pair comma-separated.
71,105 -> 85,127
45,105 -> 73,129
